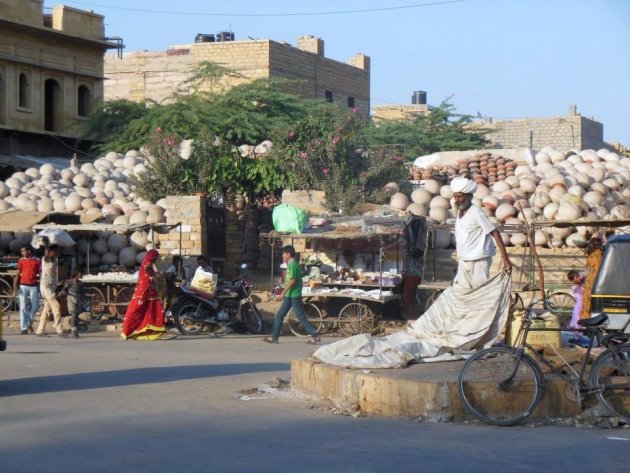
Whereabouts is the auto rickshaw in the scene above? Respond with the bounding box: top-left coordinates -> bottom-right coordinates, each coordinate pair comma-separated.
590,234 -> 630,333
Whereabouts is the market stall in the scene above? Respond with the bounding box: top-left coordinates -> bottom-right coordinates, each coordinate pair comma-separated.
260,215 -> 428,336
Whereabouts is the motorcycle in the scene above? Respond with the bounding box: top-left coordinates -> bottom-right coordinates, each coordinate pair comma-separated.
167,264 -> 264,336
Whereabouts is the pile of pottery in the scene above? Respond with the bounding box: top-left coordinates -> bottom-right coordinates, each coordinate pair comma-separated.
392,147 -> 630,249
0,151 -> 166,267
410,153 -> 518,188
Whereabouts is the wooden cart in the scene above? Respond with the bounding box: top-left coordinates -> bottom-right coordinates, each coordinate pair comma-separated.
261,215 -> 428,336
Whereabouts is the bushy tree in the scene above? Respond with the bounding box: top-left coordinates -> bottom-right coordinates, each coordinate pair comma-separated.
364,101 -> 489,160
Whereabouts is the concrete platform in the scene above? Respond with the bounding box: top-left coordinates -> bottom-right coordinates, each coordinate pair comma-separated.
291,358 -> 581,421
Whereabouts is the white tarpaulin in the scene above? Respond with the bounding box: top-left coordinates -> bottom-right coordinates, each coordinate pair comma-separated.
313,271 -> 512,369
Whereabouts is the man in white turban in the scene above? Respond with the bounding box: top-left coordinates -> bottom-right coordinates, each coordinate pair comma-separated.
451,177 -> 512,288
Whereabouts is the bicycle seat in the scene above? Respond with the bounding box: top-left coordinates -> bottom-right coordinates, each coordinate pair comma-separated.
577,313 -> 608,328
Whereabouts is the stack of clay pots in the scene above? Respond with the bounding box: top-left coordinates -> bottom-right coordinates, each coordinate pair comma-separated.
397,147 -> 630,249
0,150 -> 168,267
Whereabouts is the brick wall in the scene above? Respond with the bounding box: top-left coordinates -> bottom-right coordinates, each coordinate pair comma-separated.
482,115 -> 605,152
159,195 -> 207,258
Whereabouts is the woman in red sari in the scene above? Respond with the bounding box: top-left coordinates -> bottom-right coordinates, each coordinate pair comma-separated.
122,250 -> 169,340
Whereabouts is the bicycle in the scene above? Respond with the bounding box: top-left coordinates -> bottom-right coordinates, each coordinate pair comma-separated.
458,298 -> 630,426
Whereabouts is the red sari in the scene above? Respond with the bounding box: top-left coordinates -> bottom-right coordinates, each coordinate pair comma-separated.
122,250 -> 166,340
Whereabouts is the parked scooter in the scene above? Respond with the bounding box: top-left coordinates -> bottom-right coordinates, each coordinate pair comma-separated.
167,264 -> 263,335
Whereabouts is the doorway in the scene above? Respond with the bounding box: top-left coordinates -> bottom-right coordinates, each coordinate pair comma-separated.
44,78 -> 62,131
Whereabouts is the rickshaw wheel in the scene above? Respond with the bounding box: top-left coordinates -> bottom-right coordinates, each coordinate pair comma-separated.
338,302 -> 375,336
114,286 -> 133,317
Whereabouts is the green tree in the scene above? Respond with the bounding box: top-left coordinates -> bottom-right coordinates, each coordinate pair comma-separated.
364,101 -> 489,160
273,104 -> 407,214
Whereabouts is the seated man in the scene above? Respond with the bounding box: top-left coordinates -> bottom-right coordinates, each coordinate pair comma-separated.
338,249 -> 360,281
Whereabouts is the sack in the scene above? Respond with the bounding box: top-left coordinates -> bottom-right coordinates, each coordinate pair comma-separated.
272,204 -> 309,234
191,267 -> 217,295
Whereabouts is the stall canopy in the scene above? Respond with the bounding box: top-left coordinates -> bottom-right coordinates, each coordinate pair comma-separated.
32,222 -> 181,234
0,210 -> 80,232
261,215 -> 415,240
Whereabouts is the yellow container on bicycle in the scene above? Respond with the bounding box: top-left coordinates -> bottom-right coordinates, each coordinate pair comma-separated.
507,309 -> 561,349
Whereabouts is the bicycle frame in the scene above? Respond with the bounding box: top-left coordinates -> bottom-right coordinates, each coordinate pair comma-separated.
505,299 -> 602,398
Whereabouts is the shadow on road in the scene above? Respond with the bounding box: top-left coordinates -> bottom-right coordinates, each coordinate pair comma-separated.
0,363 -> 289,397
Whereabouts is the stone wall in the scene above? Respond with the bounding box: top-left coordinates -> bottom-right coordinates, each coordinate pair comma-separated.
159,195 -> 207,261
482,115 -> 605,152
104,36 -> 370,115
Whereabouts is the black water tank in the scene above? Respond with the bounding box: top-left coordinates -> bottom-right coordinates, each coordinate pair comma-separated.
412,90 -> 427,105
216,31 -> 235,42
195,33 -> 215,43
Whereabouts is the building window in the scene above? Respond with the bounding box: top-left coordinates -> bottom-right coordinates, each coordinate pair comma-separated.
18,72 -> 30,108
325,90 -> 333,103
347,96 -> 355,108
78,85 -> 91,117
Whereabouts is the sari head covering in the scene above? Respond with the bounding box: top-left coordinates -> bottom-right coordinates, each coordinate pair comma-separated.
144,249 -> 159,264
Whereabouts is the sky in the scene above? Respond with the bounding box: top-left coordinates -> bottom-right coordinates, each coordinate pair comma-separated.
44,0 -> 630,146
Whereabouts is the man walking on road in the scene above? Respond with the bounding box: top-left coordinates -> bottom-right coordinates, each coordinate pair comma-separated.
264,245 -> 321,344
13,246 -> 41,335
36,244 -> 65,337
451,177 -> 513,289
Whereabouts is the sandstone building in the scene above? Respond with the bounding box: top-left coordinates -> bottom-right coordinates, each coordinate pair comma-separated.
104,35 -> 371,115
0,0 -> 118,156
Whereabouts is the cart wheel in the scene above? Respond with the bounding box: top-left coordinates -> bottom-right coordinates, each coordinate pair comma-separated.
546,291 -> 575,320
287,302 -> 324,337
86,287 -> 106,319
114,286 -> 133,317
338,302 -> 375,336
0,277 -> 14,312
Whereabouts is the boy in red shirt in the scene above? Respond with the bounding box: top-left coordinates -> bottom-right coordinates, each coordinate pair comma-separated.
13,246 -> 41,334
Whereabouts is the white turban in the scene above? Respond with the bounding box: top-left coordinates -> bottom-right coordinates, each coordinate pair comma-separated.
450,177 -> 477,194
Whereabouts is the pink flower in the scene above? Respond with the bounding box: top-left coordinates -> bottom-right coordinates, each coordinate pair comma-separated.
323,168 -> 329,175
155,127 -> 162,133
332,136 -> 341,145
287,130 -> 296,139
394,155 -> 403,162
300,151 -> 308,159
351,107 -> 358,114
167,137 -> 175,146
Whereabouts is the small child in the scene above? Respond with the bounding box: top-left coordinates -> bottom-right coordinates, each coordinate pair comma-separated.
61,269 -> 85,339
567,269 -> 584,329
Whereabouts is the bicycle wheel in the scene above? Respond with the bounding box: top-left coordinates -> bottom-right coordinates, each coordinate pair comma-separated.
546,292 -> 575,318
458,347 -> 545,426
590,345 -> 630,422
337,302 -> 375,336
287,302 -> 323,337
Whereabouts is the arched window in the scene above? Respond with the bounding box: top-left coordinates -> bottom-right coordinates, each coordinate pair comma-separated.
77,85 -> 91,117
18,72 -> 30,108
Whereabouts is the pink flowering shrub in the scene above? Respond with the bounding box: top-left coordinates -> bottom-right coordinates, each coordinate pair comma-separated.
274,105 -> 406,213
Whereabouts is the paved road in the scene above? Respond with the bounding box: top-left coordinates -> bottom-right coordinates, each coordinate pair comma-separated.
1,332 -> 628,473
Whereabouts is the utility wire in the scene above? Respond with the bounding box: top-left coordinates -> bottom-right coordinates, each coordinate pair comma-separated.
43,0 -> 464,17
